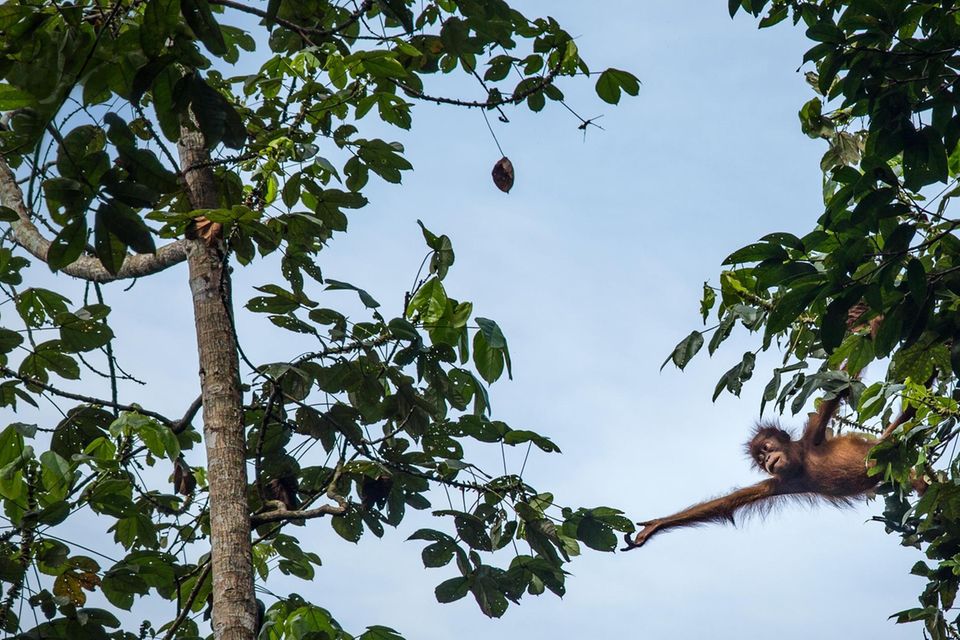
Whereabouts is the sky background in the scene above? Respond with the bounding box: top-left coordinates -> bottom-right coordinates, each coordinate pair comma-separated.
1,1 -> 930,638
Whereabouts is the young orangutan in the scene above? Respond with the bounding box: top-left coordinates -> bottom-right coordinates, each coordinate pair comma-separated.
622,394 -> 916,550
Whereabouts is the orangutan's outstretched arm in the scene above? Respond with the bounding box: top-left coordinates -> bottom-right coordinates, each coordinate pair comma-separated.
622,480 -> 781,550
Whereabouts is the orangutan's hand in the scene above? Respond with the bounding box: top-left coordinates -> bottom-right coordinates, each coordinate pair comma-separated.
621,520 -> 662,551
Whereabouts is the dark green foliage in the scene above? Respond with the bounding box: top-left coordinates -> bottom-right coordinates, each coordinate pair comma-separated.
0,0 -> 637,636
671,2 -> 960,637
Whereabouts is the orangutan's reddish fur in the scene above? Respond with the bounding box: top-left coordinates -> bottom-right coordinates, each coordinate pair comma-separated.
623,394 -> 916,550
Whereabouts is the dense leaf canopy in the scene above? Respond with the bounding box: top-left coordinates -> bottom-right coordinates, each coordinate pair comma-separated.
672,2 -> 960,636
0,1 -> 637,638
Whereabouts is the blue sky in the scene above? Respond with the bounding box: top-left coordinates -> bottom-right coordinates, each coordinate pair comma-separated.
3,1 -> 927,638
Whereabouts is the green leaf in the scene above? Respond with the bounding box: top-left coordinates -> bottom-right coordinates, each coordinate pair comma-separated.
278,557 -> 315,580
35,500 -> 70,526
471,567 -> 509,618
661,331 -> 703,371
708,313 -> 735,355
421,541 -> 455,568
98,201 -> 156,255
59,314 -> 113,352
0,425 -> 25,469
700,283 -> 716,321
806,20 -> 844,44
142,0 -> 181,57
94,211 -> 127,276
890,337 -> 947,384
434,576 -> 470,603
51,407 -> 111,459
361,627 -> 405,640
905,258 -> 927,303
47,218 -> 88,272
884,223 -> 916,255
485,56 -> 514,82
0,329 -> 23,355
273,534 -> 305,561
21,342 -> 80,381
138,419 -> 180,461
38,450 -> 71,501
118,148 -> 179,193
766,283 -> 820,334
722,242 -> 787,265
821,296 -> 853,353
575,515 -> 617,551
503,430 -> 560,453
57,125 -> 107,182
0,84 -> 32,109
453,513 -> 492,551
324,279 -> 380,309
874,304 -> 903,358
16,288 -> 70,328
388,318 -> 419,341
181,0 -> 226,55
408,528 -> 453,543
595,68 -> 640,104
759,6 -> 788,27
475,318 -> 511,378
331,510 -> 363,542
406,277 -> 446,322
712,352 -> 756,400
188,73 -> 246,149
429,236 -> 454,279
473,331 -> 504,384
101,566 -> 148,610
376,0 -> 414,32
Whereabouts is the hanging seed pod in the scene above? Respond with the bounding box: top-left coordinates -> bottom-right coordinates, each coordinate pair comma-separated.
173,456 -> 197,496
266,476 -> 300,510
492,156 -> 514,193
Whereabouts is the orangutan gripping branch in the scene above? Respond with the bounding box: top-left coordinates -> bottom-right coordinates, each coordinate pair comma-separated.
622,394 -> 916,550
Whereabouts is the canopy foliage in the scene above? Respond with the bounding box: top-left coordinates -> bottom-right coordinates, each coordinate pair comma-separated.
0,1 -> 637,638
672,1 -> 960,636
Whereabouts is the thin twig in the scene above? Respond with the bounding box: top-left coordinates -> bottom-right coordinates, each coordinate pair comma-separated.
295,333 -> 392,364
0,367 -> 174,426
174,395 -> 204,434
162,563 -> 211,640
93,283 -> 120,416
389,63 -> 562,109
254,386 -> 281,503
209,0 -> 373,40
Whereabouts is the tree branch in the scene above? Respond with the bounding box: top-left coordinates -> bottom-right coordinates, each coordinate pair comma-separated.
175,394 -> 204,434
209,0 -> 373,40
0,366 -> 175,426
251,460 -> 347,526
390,64 -> 562,109
249,498 -> 347,525
0,157 -> 188,282
294,333 -> 392,364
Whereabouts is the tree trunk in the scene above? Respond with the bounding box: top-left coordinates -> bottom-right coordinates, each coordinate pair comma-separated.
178,128 -> 256,640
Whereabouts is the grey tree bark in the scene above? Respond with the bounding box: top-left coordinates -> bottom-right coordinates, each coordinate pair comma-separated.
0,115 -> 257,640
177,126 -> 256,640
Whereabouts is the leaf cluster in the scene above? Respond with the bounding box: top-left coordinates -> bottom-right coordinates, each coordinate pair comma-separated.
0,0 -> 638,636
672,1 -> 960,635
